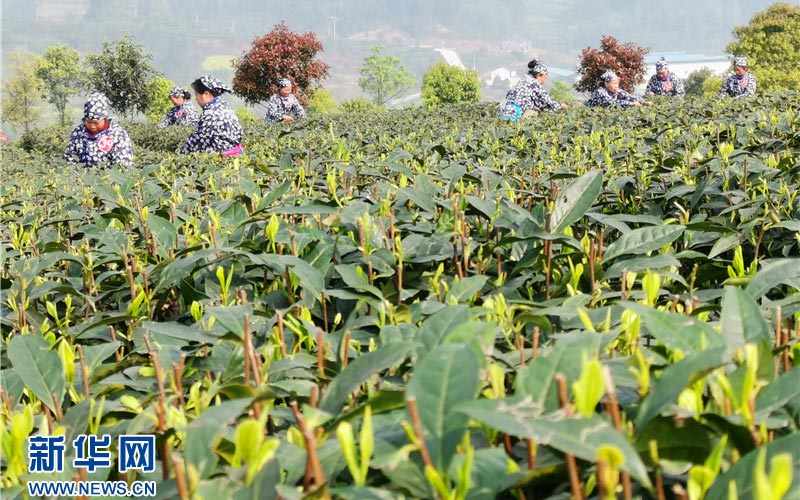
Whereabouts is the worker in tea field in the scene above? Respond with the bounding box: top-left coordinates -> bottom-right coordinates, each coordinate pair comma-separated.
64,92 -> 134,170
717,56 -> 757,99
644,58 -> 685,97
181,75 -> 244,156
264,77 -> 306,123
499,59 -> 567,120
586,70 -> 648,108
158,87 -> 200,128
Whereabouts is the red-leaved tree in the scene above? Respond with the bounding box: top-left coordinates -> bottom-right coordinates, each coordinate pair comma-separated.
232,22 -> 330,104
575,36 -> 649,93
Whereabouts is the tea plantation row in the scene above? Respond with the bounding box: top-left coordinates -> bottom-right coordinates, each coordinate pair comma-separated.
1,95 -> 798,499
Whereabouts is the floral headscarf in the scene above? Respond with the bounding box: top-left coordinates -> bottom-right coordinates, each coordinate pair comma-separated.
601,70 -> 618,83
83,92 -> 112,120
198,75 -> 232,95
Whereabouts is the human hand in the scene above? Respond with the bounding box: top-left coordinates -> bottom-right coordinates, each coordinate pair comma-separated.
282,115 -> 294,122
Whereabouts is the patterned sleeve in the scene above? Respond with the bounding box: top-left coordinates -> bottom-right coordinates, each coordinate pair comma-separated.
158,109 -> 174,129
63,126 -> 83,163
673,75 -> 686,96
183,106 -> 200,126
109,128 -> 134,170
292,96 -> 306,119
264,95 -> 283,122
537,87 -> 562,112
616,89 -> 642,106
586,88 -> 613,107
181,117 -> 211,153
717,76 -> 733,98
644,75 -> 657,96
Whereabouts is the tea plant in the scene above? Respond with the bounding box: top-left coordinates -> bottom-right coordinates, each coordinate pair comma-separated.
1,93 -> 798,499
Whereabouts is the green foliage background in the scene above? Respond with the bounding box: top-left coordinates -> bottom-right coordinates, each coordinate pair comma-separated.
726,2 -> 800,92
358,46 -> 416,106
421,62 -> 481,106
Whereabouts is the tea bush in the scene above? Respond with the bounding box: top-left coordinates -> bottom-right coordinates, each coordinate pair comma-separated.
1,93 -> 798,499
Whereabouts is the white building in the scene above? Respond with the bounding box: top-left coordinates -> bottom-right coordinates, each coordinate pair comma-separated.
486,68 -> 518,86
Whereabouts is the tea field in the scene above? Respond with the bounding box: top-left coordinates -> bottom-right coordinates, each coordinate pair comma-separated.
1,94 -> 799,499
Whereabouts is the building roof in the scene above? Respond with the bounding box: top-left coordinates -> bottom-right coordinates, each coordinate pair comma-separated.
548,66 -> 576,77
646,51 -> 729,64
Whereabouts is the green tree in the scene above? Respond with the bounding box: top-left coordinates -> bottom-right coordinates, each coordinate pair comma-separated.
358,46 -> 415,106
86,35 -> 162,118
420,62 -> 481,107
36,45 -> 86,126
725,3 -> 800,92
684,67 -> 714,96
144,76 -> 176,123
2,52 -> 44,134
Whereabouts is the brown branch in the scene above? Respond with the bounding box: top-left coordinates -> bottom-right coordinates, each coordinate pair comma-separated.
406,397 -> 434,469
290,401 -> 326,489
76,344 -> 91,401
556,374 -> 583,500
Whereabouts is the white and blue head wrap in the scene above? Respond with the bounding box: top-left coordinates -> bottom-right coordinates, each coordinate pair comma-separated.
601,70 -> 618,83
83,92 -> 111,120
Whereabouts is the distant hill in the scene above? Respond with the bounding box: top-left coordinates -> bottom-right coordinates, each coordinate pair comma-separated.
1,0 -> 779,105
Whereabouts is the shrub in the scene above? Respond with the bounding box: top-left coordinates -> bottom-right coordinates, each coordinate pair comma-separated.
549,80 -> 577,105
235,107 -> 258,126
308,89 -> 338,115
144,76 -> 176,123
685,68 -> 715,97
338,97 -> 384,114
702,76 -> 724,98
421,62 -> 481,107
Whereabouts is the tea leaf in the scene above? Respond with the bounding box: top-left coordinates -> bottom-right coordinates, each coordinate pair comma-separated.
407,344 -> 480,472
7,335 -> 65,414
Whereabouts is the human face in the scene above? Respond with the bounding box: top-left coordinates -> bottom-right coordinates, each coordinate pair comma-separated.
605,78 -> 620,93
169,95 -> 185,106
278,85 -> 293,97
535,73 -> 549,84
734,66 -> 747,76
656,68 -> 669,79
84,118 -> 108,135
195,90 -> 213,107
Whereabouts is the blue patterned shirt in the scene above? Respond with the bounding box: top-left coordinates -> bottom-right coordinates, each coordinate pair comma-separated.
180,97 -> 243,154
64,120 -> 133,169
264,93 -> 306,123
717,72 -> 757,99
586,87 -> 644,108
499,74 -> 562,118
644,73 -> 685,97
158,104 -> 200,128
